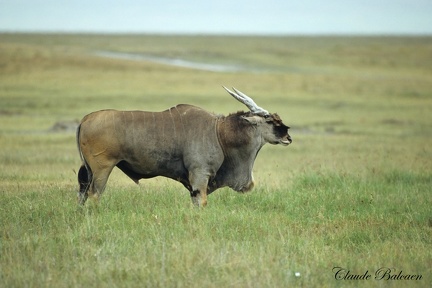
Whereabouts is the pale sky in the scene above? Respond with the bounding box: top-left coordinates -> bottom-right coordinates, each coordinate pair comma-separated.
1,0 -> 431,35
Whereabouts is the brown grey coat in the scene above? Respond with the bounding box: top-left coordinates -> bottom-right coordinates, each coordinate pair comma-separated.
77,89 -> 291,206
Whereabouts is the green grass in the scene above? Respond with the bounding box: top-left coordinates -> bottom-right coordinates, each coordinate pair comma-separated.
1,173 -> 430,287
0,33 -> 431,287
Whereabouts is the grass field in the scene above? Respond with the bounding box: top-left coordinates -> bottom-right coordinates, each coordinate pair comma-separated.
0,33 -> 431,287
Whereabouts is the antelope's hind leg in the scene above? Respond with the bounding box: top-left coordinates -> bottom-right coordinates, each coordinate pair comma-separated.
77,164 -> 91,205
80,154 -> 117,204
87,165 -> 115,202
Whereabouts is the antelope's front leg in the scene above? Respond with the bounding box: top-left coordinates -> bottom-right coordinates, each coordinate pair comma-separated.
190,189 -> 207,207
189,172 -> 209,207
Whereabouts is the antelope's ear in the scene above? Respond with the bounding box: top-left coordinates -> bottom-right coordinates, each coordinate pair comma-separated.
241,115 -> 261,125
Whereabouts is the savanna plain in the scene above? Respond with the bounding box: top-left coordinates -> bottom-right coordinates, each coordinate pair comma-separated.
0,34 -> 431,287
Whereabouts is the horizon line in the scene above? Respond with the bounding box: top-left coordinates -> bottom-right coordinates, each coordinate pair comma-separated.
1,30 -> 432,37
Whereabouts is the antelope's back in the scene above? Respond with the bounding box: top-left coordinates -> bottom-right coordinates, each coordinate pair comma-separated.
78,105 -> 223,171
